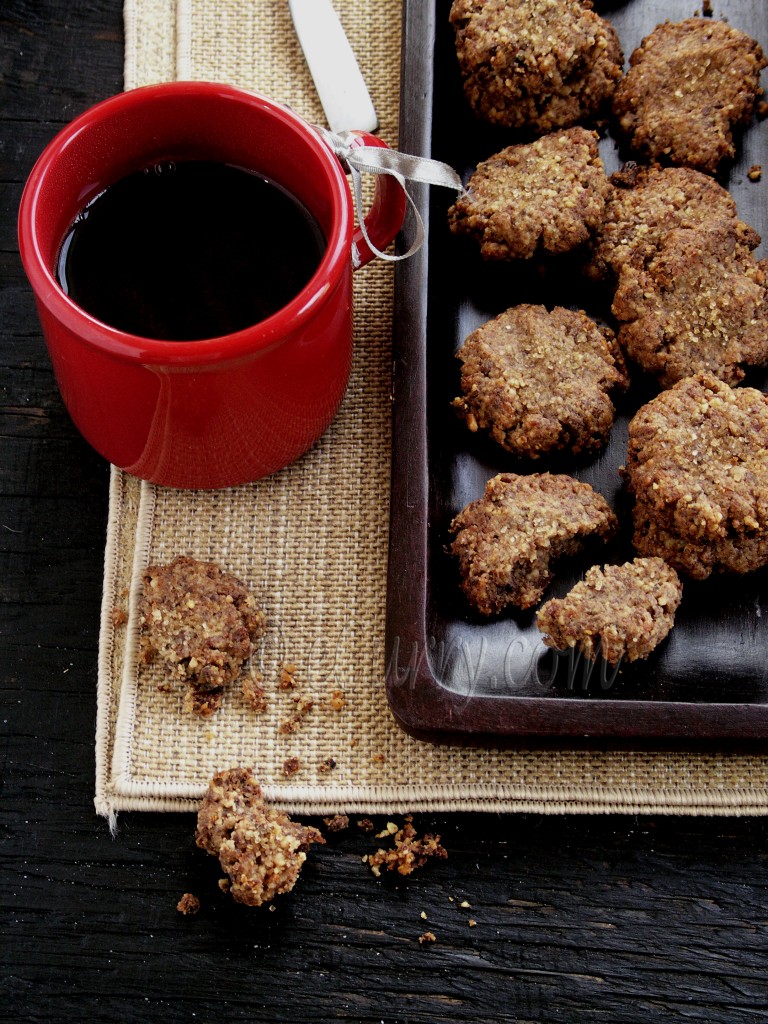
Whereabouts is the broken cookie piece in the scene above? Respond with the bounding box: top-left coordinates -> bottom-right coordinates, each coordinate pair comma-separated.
536,557 -> 683,665
612,18 -> 767,174
450,473 -> 617,615
448,129 -> 610,260
195,766 -> 324,906
138,555 -> 266,717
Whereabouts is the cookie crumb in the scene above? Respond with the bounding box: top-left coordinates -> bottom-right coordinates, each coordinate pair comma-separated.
468,919 -> 477,928
326,688 -> 347,711
460,900 -> 471,909
279,695 -> 314,734
318,757 -> 337,773
357,818 -> 375,832
176,893 -> 200,915
111,607 -> 128,628
242,670 -> 268,713
419,931 -> 437,945
420,910 -> 428,920
282,756 -> 302,777
702,0 -> 713,15
278,661 -> 299,690
323,814 -> 349,832
748,164 -> 762,182
367,817 -> 448,878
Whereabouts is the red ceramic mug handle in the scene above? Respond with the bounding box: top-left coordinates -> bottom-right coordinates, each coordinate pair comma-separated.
345,132 -> 407,269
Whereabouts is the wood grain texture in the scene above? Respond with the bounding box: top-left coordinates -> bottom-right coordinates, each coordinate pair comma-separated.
2,2 -> 768,1022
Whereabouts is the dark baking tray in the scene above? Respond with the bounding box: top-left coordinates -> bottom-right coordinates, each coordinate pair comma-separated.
386,0 -> 768,739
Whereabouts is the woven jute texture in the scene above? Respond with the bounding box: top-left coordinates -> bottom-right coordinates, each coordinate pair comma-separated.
96,0 -> 768,820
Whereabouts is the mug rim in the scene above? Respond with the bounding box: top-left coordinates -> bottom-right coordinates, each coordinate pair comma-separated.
18,81 -> 353,366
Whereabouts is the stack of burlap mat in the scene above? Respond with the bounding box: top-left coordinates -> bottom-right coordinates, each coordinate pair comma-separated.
95,0 -> 768,821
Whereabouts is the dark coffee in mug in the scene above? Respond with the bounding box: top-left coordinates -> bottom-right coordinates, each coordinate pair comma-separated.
56,160 -> 326,341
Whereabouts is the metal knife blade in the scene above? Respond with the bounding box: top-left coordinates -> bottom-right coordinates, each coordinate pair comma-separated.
288,0 -> 378,133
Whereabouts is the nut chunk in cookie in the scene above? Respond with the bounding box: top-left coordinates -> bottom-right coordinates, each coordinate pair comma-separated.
536,557 -> 683,665
453,304 -> 628,459
195,767 -> 324,906
584,164 -> 761,285
450,473 -> 617,615
625,374 -> 768,580
448,129 -> 610,260
138,555 -> 266,716
612,18 -> 767,174
450,0 -> 622,132
612,225 -> 768,388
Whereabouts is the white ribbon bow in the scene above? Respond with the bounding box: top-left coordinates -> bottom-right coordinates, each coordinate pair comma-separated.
318,127 -> 465,266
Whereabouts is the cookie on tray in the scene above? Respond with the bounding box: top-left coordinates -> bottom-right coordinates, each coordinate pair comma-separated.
612,224 -> 768,388
448,128 -> 610,260
453,304 -> 628,458
584,164 -> 761,285
624,373 -> 768,580
450,472 -> 617,615
536,557 -> 683,665
196,767 -> 325,906
612,18 -> 767,174
138,555 -> 266,716
450,0 -> 623,132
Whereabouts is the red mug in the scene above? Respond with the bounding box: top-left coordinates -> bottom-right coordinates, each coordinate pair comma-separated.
18,82 -> 405,488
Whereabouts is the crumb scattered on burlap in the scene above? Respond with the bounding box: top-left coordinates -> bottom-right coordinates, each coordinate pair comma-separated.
450,473 -> 617,615
453,304 -> 627,459
584,164 -> 761,284
282,756 -> 302,777
278,661 -> 299,690
363,815 -> 448,878
450,0 -> 622,131
612,18 -> 767,174
138,555 -> 266,717
176,893 -> 200,915
448,128 -> 610,260
111,606 -> 127,628
612,225 -> 768,387
279,694 -> 314,734
241,670 -> 268,713
195,767 -> 325,907
536,557 -> 683,665
326,688 -> 347,711
318,757 -> 337,773
624,373 -> 768,579
323,814 -> 349,833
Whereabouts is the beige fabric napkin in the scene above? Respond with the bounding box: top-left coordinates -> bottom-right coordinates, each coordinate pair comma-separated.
95,0 -> 768,823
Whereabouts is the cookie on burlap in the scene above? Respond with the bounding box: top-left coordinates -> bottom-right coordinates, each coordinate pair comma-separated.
625,373 -> 768,580
196,767 -> 325,906
611,225 -> 768,387
450,0 -> 623,131
453,304 -> 628,458
138,555 -> 266,716
536,557 -> 683,665
584,164 -> 761,284
612,18 -> 767,174
450,473 -> 617,614
448,128 -> 610,260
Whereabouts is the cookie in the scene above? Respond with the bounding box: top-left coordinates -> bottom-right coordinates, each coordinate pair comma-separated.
584,164 -> 761,285
612,18 -> 767,174
195,767 -> 325,906
536,556 -> 682,665
450,472 -> 617,614
138,555 -> 266,716
450,0 -> 623,132
624,373 -> 768,579
612,224 -> 768,387
453,304 -> 628,458
448,128 -> 610,260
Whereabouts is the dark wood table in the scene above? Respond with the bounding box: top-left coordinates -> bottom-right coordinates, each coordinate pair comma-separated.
3,3 -> 768,1021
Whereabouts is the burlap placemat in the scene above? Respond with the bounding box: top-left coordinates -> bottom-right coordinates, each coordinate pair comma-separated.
95,0 -> 768,822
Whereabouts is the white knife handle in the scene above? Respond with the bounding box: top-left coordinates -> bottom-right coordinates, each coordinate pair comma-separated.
289,0 -> 378,134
